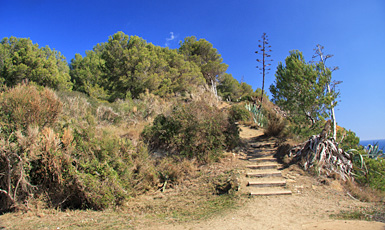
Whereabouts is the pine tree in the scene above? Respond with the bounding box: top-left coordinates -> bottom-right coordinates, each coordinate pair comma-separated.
270,50 -> 337,133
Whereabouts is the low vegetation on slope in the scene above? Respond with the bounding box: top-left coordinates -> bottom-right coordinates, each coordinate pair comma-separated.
0,33 -> 261,213
0,83 -> 243,213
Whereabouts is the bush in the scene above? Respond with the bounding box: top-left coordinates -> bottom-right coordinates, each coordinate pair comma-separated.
0,84 -> 62,133
0,85 -> 164,212
353,156 -> 385,192
229,103 -> 251,122
142,101 -> 240,163
264,108 -> 287,137
337,128 -> 361,151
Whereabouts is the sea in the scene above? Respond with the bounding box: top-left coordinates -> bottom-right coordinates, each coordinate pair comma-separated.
359,139 -> 385,150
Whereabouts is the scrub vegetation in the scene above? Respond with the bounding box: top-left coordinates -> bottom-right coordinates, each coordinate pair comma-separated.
0,32 -> 383,227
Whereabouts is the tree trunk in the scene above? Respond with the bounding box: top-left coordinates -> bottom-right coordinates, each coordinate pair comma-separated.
317,46 -> 337,140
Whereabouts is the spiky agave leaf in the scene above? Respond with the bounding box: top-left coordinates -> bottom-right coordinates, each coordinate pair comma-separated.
365,143 -> 385,160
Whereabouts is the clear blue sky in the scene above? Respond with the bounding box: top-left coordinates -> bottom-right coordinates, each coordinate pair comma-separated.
1,0 -> 384,140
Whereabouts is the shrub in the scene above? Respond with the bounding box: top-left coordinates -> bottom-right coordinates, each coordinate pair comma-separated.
353,156 -> 385,192
229,103 -> 251,122
264,108 -> 287,137
0,84 -> 62,133
0,85 -> 164,212
337,128 -> 361,151
156,157 -> 197,190
142,101 -> 240,163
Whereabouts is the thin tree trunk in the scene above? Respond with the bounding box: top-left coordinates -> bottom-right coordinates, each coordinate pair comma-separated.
317,46 -> 337,140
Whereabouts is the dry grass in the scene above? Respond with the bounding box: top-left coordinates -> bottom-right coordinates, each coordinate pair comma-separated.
344,180 -> 385,203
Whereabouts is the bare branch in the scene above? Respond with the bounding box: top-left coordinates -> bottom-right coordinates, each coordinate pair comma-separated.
0,188 -> 14,203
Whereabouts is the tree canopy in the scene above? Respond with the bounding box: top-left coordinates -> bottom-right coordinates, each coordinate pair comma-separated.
270,50 -> 337,132
1,33 -> 254,103
217,73 -> 255,101
70,32 -> 206,101
0,37 -> 72,90
178,36 -> 228,96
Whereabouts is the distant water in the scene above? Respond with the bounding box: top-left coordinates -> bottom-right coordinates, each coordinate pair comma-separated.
360,139 -> 385,150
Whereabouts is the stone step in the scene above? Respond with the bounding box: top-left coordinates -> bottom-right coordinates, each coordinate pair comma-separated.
247,180 -> 286,187
251,157 -> 277,162
247,155 -> 275,161
247,149 -> 275,154
249,189 -> 292,196
246,171 -> 282,178
246,164 -> 278,170
249,143 -> 275,148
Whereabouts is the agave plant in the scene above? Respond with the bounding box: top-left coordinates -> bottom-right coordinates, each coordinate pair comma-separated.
347,149 -> 369,177
365,143 -> 385,160
245,103 -> 265,127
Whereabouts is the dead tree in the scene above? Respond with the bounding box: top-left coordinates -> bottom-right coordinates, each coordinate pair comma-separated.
313,45 -> 340,140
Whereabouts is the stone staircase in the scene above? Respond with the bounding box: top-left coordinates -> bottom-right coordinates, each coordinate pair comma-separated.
245,141 -> 292,196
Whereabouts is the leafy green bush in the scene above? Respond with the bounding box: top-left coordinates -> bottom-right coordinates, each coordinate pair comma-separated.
142,101 -> 239,163
288,120 -> 324,140
353,156 -> 385,192
229,103 -> 251,122
337,128 -> 361,151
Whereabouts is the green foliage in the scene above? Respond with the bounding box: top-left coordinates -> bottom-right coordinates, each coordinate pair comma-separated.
240,82 -> 255,99
365,143 -> 385,160
352,156 -> 385,192
70,50 -> 109,100
217,73 -> 242,101
337,128 -> 361,151
349,140 -> 385,192
0,37 -> 72,90
270,50 -> 337,137
254,88 -> 269,101
245,103 -> 267,127
217,74 -> 255,101
70,32 -> 205,101
287,120 -> 324,139
0,85 -> 165,212
142,101 -> 240,163
229,103 -> 251,122
178,36 -> 228,86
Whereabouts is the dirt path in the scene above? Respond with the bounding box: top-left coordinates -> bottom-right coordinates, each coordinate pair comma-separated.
147,126 -> 385,230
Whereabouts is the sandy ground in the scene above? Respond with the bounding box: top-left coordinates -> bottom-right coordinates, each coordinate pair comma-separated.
144,126 -> 385,230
